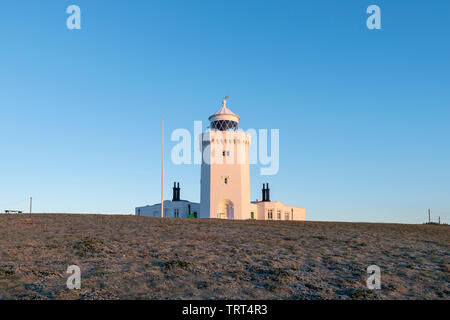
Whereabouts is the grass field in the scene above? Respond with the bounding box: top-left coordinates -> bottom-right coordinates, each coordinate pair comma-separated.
0,214 -> 448,300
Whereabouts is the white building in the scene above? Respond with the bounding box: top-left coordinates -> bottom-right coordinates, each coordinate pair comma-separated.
136,98 -> 306,221
250,184 -> 305,221
200,101 -> 251,219
135,183 -> 200,218
200,99 -> 305,221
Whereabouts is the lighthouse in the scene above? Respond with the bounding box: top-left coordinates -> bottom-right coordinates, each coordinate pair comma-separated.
136,97 -> 305,221
200,97 -> 252,219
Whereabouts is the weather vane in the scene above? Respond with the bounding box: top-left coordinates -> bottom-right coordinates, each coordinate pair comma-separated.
222,96 -> 229,106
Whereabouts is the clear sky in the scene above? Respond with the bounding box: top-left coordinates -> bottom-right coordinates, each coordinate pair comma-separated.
1,0 -> 449,223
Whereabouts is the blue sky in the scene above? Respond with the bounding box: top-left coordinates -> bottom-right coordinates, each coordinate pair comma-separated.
0,0 -> 449,223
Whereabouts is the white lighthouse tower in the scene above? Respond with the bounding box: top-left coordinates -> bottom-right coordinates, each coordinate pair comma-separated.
200,97 -> 252,219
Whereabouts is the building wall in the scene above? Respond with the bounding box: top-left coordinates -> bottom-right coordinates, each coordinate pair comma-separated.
136,200 -> 305,221
249,203 -> 258,220
136,200 -> 200,218
253,201 -> 306,221
200,130 -> 252,219
199,136 -> 211,219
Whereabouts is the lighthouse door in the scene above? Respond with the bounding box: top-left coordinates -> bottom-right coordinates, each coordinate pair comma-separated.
218,200 -> 234,219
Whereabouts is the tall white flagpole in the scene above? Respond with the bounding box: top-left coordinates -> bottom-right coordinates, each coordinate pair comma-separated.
161,117 -> 164,218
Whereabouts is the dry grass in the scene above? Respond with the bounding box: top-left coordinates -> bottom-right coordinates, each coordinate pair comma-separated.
0,214 -> 448,300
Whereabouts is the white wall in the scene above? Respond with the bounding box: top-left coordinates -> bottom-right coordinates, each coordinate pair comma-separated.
254,201 -> 306,221
136,200 -> 200,218
200,131 -> 252,219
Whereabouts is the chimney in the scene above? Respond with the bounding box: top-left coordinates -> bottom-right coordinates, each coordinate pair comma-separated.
172,182 -> 177,201
262,184 -> 266,201
266,183 -> 271,202
177,183 -> 180,201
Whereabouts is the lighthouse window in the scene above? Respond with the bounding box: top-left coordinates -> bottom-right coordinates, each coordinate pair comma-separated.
267,209 -> 273,220
277,210 -> 281,220
211,120 -> 238,131
224,177 -> 228,184
227,151 -> 230,156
